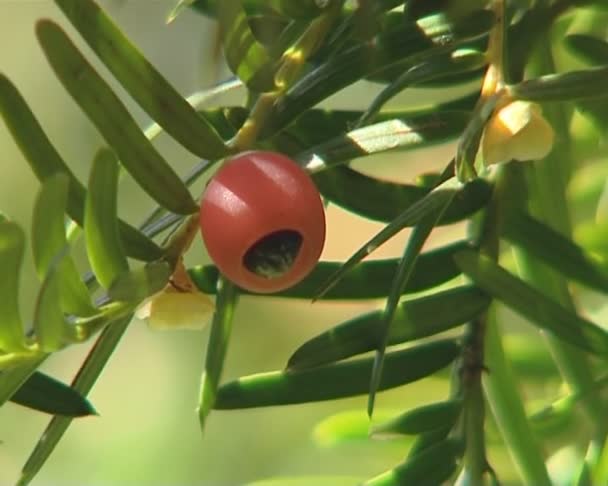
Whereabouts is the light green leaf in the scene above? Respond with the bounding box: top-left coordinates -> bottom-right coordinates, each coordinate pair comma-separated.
214,339 -> 459,409
313,409 -> 401,447
167,0 -> 197,22
198,278 -> 239,431
19,315 -> 132,486
33,254 -> 68,353
0,221 -> 26,351
372,400 -> 462,437
246,477 -> 364,486
0,74 -> 162,261
219,0 -> 275,90
32,174 -> 94,316
454,249 -> 608,356
503,210 -> 608,293
84,149 -> 129,290
565,34 -> 608,132
55,0 -> 227,159
36,20 -> 198,215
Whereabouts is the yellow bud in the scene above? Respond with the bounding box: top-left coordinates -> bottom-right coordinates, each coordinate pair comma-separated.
136,287 -> 215,331
482,100 -> 555,166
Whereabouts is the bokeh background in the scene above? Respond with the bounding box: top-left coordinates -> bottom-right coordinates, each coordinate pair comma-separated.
0,1 -> 604,485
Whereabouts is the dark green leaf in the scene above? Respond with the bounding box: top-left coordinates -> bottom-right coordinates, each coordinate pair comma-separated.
0,221 -> 25,351
189,240 -> 470,300
565,34 -> 608,66
454,249 -> 608,356
214,339 -> 459,409
312,166 -> 427,222
55,0 -> 227,159
503,210 -> 608,293
19,315 -> 132,486
11,371 -> 96,417
262,9 -> 494,137
0,74 -> 162,261
456,92 -> 500,180
368,202 -> 452,416
406,426 -> 451,459
218,0 -> 275,90
315,168 -> 492,224
107,262 -> 172,303
510,64 -> 608,102
358,48 -> 486,126
277,95 -> 478,152
363,438 -> 462,486
0,357 -> 47,409
296,111 -> 470,172
249,14 -> 291,50
187,0 -> 330,19
372,400 -> 462,436
315,179 -> 472,299
32,174 -> 94,316
36,20 -> 198,215
84,149 -> 129,290
289,286 -> 488,369
198,278 -> 239,430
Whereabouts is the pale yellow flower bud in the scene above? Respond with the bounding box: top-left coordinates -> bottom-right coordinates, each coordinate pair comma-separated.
482,100 -> 555,166
136,287 -> 215,330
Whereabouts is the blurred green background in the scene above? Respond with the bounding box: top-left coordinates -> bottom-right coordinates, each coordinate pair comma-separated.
0,2 -> 604,485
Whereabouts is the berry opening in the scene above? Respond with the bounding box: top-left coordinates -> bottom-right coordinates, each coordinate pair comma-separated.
243,230 -> 303,279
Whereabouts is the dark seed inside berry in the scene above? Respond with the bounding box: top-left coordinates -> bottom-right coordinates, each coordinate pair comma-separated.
243,230 -> 303,279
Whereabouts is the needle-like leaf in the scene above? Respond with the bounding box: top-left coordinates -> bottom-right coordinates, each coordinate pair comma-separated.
10,371 -> 96,417
190,240 -> 471,300
54,0 -> 228,159
198,278 -> 239,431
455,249 -> 608,356
36,20 -> 198,215
84,149 -> 129,290
0,74 -> 163,261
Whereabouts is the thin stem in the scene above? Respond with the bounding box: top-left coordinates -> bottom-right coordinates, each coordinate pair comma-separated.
228,1 -> 343,151
484,307 -> 552,486
461,318 -> 487,486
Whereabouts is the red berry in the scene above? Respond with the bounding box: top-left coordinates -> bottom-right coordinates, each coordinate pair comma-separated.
199,151 -> 326,293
